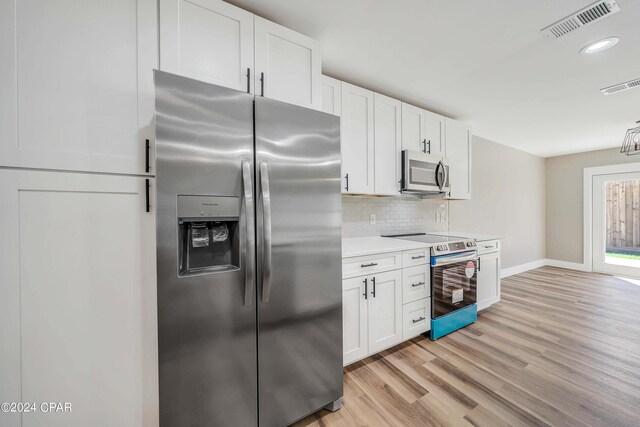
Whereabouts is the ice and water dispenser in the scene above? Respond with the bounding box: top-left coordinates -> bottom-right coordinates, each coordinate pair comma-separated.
177,195 -> 240,277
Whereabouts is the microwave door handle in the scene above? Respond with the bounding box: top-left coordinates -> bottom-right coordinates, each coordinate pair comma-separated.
435,162 -> 442,190
242,161 -> 255,306
442,162 -> 448,189
259,162 -> 273,303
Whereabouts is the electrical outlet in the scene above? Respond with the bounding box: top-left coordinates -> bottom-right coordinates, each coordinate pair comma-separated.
369,214 -> 376,225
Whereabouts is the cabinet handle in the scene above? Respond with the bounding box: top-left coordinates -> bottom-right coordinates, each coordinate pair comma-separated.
361,262 -> 378,268
371,277 -> 376,298
477,258 -> 481,271
427,139 -> 431,154
260,72 -> 264,97
145,139 -> 150,173
145,179 -> 150,213
421,139 -> 427,153
363,278 -> 368,300
411,281 -> 425,288
246,68 -> 250,93
345,173 -> 349,191
411,255 -> 425,260
412,316 -> 426,324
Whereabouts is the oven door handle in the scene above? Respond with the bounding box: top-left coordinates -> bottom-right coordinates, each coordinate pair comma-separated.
432,252 -> 477,267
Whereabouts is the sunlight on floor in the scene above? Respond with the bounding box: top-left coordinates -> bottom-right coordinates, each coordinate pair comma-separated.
605,256 -> 640,268
614,276 -> 640,287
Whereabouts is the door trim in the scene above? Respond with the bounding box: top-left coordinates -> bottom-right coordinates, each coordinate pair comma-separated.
583,162 -> 640,274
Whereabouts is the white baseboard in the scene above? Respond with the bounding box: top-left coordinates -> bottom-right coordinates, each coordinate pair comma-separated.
500,259 -> 546,278
544,259 -> 590,272
500,258 -> 591,278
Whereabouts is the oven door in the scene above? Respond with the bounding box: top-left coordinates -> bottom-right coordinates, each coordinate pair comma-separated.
431,251 -> 477,318
402,150 -> 450,193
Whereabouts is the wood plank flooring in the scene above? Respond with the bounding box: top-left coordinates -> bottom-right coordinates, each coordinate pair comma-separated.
293,266 -> 640,427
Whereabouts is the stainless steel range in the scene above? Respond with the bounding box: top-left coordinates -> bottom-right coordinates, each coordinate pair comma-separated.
385,233 -> 479,339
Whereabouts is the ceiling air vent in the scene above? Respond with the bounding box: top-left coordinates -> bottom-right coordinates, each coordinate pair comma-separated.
601,78 -> 640,95
541,1 -> 620,39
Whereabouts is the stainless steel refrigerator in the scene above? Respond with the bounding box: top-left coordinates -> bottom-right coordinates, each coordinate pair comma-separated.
154,70 -> 343,427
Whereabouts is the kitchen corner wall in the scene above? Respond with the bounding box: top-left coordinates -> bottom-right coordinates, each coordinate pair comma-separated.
342,196 -> 448,238
449,136 -> 546,269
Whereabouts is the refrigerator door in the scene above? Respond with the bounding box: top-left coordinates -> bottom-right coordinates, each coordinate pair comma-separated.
255,97 -> 343,427
155,71 -> 257,426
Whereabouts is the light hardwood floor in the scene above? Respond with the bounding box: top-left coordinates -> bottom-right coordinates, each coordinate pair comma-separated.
294,266 -> 640,427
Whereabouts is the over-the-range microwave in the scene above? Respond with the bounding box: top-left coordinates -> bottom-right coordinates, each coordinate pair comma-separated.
401,150 -> 450,195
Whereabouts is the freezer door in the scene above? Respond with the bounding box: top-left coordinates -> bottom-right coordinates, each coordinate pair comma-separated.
255,97 -> 343,427
155,71 -> 257,426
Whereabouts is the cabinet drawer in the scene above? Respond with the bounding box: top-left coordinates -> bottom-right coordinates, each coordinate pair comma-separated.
402,265 -> 430,304
402,248 -> 429,267
477,240 -> 500,255
402,298 -> 431,340
342,252 -> 401,279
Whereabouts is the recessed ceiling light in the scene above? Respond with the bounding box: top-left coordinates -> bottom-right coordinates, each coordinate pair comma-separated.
580,37 -> 620,54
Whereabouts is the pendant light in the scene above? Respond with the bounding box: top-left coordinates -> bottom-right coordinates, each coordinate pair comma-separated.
621,121 -> 640,156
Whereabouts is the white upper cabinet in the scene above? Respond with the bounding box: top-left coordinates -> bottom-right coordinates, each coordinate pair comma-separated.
401,103 -> 445,157
0,169 -> 157,427
321,75 -> 342,116
160,0 -> 254,93
374,93 -> 402,195
254,16 -> 322,110
0,0 -> 157,175
445,118 -> 472,199
341,83 -> 374,194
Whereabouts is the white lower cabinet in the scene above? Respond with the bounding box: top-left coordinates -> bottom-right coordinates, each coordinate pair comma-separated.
402,298 -> 431,340
477,247 -> 501,311
367,270 -> 403,354
0,169 -> 158,427
342,250 -> 431,365
342,276 -> 369,366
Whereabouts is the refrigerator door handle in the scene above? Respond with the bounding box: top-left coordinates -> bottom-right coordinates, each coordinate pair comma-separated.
242,160 -> 255,306
259,162 -> 273,303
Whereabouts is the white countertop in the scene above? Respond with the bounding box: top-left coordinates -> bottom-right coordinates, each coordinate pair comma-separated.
342,232 -> 501,258
342,236 -> 433,258
428,231 -> 501,242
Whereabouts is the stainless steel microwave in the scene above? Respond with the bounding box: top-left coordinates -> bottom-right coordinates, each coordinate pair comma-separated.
401,150 -> 450,195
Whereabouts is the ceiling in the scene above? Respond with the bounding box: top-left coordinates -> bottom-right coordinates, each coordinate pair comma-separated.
226,0 -> 640,157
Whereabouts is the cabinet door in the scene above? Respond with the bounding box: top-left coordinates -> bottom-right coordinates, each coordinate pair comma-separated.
0,170 -> 158,427
321,75 -> 342,116
343,277 -> 368,366
160,0 -> 254,93
424,110 -> 445,157
445,118 -> 472,199
374,93 -> 402,195
254,16 -> 321,110
341,83 -> 374,194
477,251 -> 501,310
0,0 -> 157,175
401,102 -> 425,153
368,270 -> 403,354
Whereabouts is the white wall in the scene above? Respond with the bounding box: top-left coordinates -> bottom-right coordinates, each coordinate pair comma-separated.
449,136 -> 546,269
545,147 -> 640,264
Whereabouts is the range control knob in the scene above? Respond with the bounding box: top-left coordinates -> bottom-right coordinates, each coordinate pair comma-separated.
437,245 -> 445,251
466,241 -> 475,247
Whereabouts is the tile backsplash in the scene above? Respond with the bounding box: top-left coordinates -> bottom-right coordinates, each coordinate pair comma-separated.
342,196 -> 449,238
